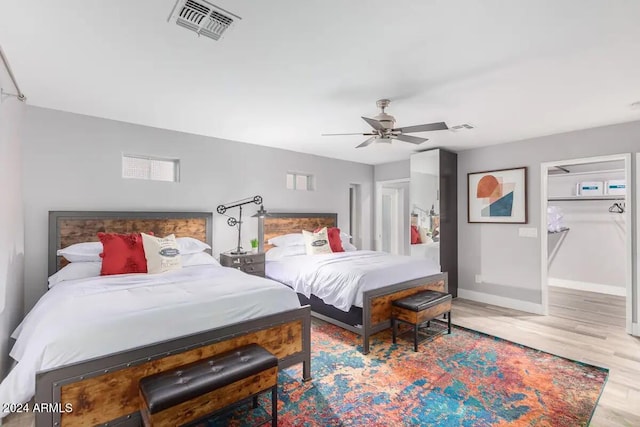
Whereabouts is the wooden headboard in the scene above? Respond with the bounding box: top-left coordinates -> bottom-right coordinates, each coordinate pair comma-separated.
261,212 -> 337,251
49,211 -> 213,276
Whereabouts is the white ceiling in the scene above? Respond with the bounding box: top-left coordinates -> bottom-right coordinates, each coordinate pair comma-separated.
2,0 -> 640,165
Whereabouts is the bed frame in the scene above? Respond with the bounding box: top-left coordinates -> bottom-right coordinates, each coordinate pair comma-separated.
262,212 -> 448,354
34,211 -> 311,427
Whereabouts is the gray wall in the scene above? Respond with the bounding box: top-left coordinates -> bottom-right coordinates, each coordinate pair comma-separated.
458,120 -> 640,321
22,106 -> 374,312
373,121 -> 639,322
0,85 -> 25,375
374,159 -> 409,182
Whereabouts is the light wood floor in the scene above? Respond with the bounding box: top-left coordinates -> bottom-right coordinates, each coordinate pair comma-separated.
3,296 -> 639,427
548,285 -> 627,328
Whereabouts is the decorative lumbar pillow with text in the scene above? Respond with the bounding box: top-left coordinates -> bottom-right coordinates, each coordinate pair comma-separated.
141,233 -> 182,274
302,227 -> 333,255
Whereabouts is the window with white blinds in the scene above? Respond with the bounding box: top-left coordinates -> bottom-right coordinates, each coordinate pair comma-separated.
122,155 -> 179,182
286,172 -> 314,191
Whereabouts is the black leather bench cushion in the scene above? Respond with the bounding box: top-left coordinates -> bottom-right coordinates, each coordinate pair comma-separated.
392,290 -> 451,312
139,344 -> 277,414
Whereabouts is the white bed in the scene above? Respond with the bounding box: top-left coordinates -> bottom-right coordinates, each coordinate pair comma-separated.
266,250 -> 440,312
0,264 -> 300,408
410,241 -> 440,265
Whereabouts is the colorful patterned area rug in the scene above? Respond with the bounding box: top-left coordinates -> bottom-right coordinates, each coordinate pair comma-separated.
201,320 -> 608,426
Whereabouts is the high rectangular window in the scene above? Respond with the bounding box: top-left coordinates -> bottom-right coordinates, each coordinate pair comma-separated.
122,154 -> 179,182
286,172 -> 313,191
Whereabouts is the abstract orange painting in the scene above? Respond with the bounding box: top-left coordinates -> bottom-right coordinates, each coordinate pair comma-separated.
468,167 -> 527,223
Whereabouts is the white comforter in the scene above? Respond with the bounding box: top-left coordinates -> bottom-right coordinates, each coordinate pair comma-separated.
266,250 -> 440,312
0,265 -> 300,408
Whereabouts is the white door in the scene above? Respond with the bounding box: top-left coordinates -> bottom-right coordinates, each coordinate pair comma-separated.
380,187 -> 400,254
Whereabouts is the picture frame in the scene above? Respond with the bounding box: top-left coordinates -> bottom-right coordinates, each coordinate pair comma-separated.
468,167 -> 527,223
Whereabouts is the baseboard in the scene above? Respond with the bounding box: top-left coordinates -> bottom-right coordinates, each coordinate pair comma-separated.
548,277 -> 626,297
633,322 -> 640,337
457,289 -> 544,315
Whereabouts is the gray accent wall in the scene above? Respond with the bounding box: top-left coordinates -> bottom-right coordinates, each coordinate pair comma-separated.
458,120 -> 640,322
0,93 -> 25,378
374,159 -> 410,182
21,106 -> 374,312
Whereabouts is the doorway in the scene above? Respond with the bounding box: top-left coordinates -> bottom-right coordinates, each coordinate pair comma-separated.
376,179 -> 409,255
349,184 -> 362,248
540,154 -> 633,334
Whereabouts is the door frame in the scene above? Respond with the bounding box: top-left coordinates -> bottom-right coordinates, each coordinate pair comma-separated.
375,178 -> 409,253
540,153 -> 633,334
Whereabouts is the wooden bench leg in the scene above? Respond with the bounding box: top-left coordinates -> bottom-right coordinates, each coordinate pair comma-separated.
252,395 -> 259,409
447,311 -> 452,334
414,323 -> 419,352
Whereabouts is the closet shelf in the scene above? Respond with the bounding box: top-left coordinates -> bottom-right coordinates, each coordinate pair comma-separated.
548,227 -> 570,234
548,195 -> 625,201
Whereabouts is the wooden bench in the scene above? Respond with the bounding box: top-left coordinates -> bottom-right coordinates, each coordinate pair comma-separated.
391,290 -> 452,351
139,344 -> 278,426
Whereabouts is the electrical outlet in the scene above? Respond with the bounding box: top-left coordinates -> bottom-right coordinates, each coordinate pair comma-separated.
475,274 -> 482,283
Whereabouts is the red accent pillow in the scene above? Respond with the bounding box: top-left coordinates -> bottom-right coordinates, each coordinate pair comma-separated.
98,232 -> 151,275
314,226 -> 344,252
410,225 -> 422,244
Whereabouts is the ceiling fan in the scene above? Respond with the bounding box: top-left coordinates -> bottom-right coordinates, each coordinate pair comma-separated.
322,99 -> 448,148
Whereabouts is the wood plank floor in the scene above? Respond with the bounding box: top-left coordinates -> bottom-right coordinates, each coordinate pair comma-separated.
452,297 -> 640,426
3,296 -> 639,426
548,285 -> 627,328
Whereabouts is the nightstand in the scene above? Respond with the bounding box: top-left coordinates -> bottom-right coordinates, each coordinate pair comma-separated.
219,252 -> 265,277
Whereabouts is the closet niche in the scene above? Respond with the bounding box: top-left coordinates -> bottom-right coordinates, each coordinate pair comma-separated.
410,149 -> 458,297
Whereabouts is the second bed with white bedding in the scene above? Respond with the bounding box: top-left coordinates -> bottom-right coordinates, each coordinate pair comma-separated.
266,250 -> 440,312
0,264 -> 300,407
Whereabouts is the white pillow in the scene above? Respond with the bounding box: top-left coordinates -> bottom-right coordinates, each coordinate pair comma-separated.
343,242 -> 358,251
302,228 -> 332,255
265,245 -> 306,261
268,233 -> 304,247
48,262 -> 101,288
418,227 -> 430,244
176,237 -> 211,254
57,242 -> 102,262
142,233 -> 182,274
182,252 -> 221,267
56,237 -> 209,263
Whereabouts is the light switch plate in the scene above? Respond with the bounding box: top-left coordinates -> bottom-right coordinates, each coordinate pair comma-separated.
518,227 -> 538,238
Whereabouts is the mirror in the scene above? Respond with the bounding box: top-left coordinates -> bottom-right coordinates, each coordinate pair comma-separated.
410,149 -> 440,267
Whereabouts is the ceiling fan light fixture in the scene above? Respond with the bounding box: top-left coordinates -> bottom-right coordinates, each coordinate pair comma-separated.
324,99 -> 450,149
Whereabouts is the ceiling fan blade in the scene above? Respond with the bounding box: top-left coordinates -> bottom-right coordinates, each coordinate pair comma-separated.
395,134 -> 428,145
356,136 -> 377,148
393,122 -> 448,133
322,133 -> 374,136
361,116 -> 385,131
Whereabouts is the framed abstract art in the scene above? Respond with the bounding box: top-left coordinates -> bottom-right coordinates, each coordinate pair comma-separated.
468,167 -> 527,223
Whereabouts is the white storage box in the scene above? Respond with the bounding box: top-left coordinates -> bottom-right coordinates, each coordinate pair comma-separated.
577,181 -> 604,196
605,179 -> 626,195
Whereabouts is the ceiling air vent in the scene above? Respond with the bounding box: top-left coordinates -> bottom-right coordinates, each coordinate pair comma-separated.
449,124 -> 474,132
168,0 -> 241,41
